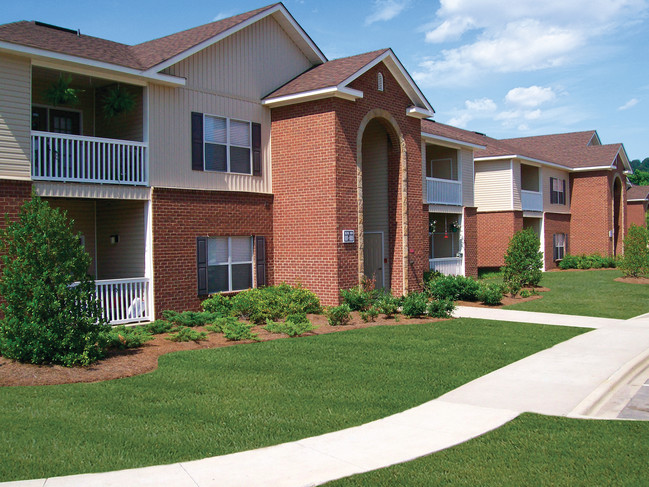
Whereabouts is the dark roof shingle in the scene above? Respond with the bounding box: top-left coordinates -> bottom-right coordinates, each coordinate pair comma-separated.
627,185 -> 649,201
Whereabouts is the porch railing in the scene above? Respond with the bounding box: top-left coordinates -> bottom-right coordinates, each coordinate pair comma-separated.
95,278 -> 151,325
521,190 -> 543,211
429,257 -> 463,276
426,177 -> 462,205
31,131 -> 148,186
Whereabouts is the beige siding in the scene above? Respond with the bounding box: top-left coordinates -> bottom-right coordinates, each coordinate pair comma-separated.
512,160 -> 522,210
96,200 -> 145,279
474,160 -> 513,212
460,148 -> 474,207
0,54 -> 31,180
34,181 -> 150,200
542,167 -> 571,213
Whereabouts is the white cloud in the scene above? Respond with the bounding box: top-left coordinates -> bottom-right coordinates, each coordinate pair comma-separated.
415,0 -> 648,87
505,86 -> 557,108
365,0 -> 408,25
618,98 -> 639,110
465,97 -> 497,112
447,98 -> 497,127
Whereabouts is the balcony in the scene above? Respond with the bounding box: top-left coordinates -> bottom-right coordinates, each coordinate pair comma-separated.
31,132 -> 148,186
426,177 -> 462,205
521,189 -> 543,212
95,278 -> 151,325
429,257 -> 462,276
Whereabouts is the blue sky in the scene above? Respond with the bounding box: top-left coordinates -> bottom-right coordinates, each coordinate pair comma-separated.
4,0 -> 648,160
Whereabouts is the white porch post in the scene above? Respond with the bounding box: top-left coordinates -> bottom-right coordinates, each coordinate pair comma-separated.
144,197 -> 155,320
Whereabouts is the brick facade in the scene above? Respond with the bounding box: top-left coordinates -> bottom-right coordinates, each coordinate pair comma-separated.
627,201 -> 647,229
476,211 -> 523,269
463,207 -> 478,277
271,62 -> 426,304
151,187 -> 273,316
543,212 -> 570,270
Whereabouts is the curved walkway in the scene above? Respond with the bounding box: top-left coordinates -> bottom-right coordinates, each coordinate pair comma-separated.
5,308 -> 649,487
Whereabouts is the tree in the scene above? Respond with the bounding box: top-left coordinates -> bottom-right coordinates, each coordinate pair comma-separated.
619,224 -> 649,278
0,195 -> 109,366
628,169 -> 649,186
502,228 -> 543,294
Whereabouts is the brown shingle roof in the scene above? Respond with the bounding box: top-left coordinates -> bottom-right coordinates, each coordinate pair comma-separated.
0,4 -> 279,70
627,185 -> 649,201
421,120 -> 488,147
265,49 -> 389,98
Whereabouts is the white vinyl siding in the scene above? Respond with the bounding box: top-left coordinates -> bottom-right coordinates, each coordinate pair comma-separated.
0,54 -> 31,180
460,148 -> 474,207
474,160 -> 513,212
544,167 -> 571,213
512,160 -> 522,210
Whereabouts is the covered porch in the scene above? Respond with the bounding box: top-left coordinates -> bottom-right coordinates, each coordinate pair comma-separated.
46,197 -> 153,325
429,212 -> 464,276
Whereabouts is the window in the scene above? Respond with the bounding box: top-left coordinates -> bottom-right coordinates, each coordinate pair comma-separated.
429,213 -> 461,259
550,177 -> 566,205
377,72 -> 384,91
553,233 -> 566,261
32,106 -> 81,135
200,237 -> 253,293
191,112 -> 261,176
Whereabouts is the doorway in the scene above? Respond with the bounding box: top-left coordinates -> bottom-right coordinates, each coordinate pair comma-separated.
364,232 -> 384,289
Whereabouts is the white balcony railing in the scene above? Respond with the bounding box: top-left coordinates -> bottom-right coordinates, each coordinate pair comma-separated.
429,257 -> 463,276
95,278 -> 151,325
426,177 -> 462,205
31,131 -> 148,186
521,190 -> 543,211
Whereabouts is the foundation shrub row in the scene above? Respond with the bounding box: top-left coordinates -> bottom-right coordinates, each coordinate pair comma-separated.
424,274 -> 504,306
558,253 -> 617,270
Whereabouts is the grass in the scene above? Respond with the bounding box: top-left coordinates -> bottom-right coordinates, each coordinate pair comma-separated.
0,319 -> 585,482
327,413 -> 649,486
502,269 -> 649,319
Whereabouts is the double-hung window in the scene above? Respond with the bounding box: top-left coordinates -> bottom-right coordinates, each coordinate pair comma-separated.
553,233 -> 567,261
206,237 -> 253,293
191,112 -> 261,176
550,177 -> 566,205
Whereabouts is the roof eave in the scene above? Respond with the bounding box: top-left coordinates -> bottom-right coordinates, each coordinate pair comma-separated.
262,86 -> 363,107
0,41 -> 185,86
475,154 -> 570,170
421,131 -> 486,150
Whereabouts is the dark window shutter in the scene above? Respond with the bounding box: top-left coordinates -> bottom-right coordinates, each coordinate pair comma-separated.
197,237 -> 208,295
256,236 -> 266,287
252,123 -> 262,177
561,179 -> 566,205
550,177 -> 555,204
191,112 -> 204,171
553,234 -> 558,261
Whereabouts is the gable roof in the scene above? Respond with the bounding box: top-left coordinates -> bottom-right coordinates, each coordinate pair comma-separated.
263,48 -> 434,116
421,120 -> 487,149
627,185 -> 649,202
0,3 -> 326,83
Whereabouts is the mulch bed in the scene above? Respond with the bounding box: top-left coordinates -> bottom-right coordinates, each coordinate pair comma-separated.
457,286 -> 549,308
614,276 -> 649,285
0,313 -> 448,388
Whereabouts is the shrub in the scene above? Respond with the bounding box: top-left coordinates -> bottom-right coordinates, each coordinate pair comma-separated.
166,326 -> 208,342
105,326 -> 154,349
263,313 -> 316,337
423,269 -> 442,284
326,304 -> 352,326
228,284 -> 321,324
478,283 -> 504,306
502,228 -> 543,294
360,307 -> 379,323
558,254 -> 580,270
558,253 -> 617,270
161,310 -> 222,327
340,287 -> 374,311
279,284 -> 321,315
0,195 -> 109,366
204,316 -> 239,334
520,289 -> 531,298
375,293 -> 399,318
619,225 -> 649,277
201,293 -> 232,315
221,320 -> 259,341
145,320 -> 174,335
426,275 -> 481,301
426,299 -> 456,318
401,292 -> 429,317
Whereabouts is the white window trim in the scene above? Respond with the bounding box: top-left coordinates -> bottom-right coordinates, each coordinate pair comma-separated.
203,114 -> 252,175
32,103 -> 84,134
208,236 -> 254,292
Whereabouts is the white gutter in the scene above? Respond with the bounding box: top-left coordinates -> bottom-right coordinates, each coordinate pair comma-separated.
475,154 -> 570,171
422,131 -> 485,150
262,86 -> 363,107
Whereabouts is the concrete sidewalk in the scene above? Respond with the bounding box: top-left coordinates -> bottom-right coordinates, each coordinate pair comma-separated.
5,309 -> 649,487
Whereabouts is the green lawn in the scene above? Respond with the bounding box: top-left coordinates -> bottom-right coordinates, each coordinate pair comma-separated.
327,413 -> 649,486
502,269 -> 649,319
0,319 -> 585,482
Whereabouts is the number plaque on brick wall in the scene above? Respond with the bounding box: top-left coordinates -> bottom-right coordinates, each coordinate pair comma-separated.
342,230 -> 355,243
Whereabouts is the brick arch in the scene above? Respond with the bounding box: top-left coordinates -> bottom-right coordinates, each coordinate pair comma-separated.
356,108 -> 408,295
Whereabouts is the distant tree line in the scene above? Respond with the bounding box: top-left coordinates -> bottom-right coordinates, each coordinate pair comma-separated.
629,158 -> 649,185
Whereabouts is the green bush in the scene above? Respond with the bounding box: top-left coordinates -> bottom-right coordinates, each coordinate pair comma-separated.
502,228 -> 543,294
0,195 -> 109,366
161,310 -> 222,327
619,225 -> 649,277
203,316 -> 239,334
401,292 -> 429,318
426,299 -> 456,318
166,326 -> 208,342
105,326 -> 154,349
477,283 -> 504,306
340,287 -> 374,311
221,320 -> 259,341
263,313 -> 316,337
560,253 -> 618,271
423,269 -> 442,284
426,275 -> 481,301
360,307 -> 379,323
145,320 -> 174,335
326,304 -> 352,326
201,293 -> 232,315
376,293 -> 400,318
228,284 -> 321,324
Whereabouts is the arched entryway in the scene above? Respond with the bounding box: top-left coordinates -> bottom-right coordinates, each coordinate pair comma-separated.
357,111 -> 406,293
613,176 -> 623,255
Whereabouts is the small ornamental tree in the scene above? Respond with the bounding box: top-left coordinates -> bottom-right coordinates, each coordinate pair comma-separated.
0,195 -> 109,366
502,228 -> 543,294
619,224 -> 649,277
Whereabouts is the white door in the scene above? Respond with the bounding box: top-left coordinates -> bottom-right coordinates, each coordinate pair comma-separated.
364,232 -> 384,289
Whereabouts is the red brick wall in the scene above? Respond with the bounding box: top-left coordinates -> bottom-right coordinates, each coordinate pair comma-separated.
627,201 -> 647,230
271,62 -> 425,304
463,207 -> 478,277
476,211 -> 523,268
544,212 -> 570,270
151,188 -> 273,316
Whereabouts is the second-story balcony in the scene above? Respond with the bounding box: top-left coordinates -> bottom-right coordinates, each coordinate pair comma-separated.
426,177 -> 462,205
521,189 -> 543,211
31,132 -> 148,185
